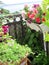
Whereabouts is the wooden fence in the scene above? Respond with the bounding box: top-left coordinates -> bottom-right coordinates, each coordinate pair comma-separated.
2,14 -> 44,47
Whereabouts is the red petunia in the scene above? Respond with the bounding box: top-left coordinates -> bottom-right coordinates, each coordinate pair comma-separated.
29,13 -> 35,19
2,25 -> 9,34
36,17 -> 40,23
33,8 -> 38,14
42,18 -> 45,22
27,12 -> 30,17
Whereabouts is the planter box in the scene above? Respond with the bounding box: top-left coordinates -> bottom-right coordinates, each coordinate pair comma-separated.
20,57 -> 31,65
0,57 -> 31,65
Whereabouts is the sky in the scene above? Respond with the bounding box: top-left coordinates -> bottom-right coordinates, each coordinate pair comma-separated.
0,0 -> 42,12
0,0 -> 42,4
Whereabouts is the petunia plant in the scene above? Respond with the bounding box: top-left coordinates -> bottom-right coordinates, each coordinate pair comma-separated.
22,4 -> 46,24
2,25 -> 9,35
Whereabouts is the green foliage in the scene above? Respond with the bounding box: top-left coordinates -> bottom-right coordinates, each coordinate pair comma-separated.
42,0 -> 49,27
13,11 -> 19,14
24,5 -> 29,12
0,8 -> 10,14
42,0 -> 49,11
31,51 -> 48,65
23,27 -> 43,52
0,19 -> 2,27
0,37 -> 32,63
44,19 -> 49,27
0,27 -> 2,32
45,32 -> 49,41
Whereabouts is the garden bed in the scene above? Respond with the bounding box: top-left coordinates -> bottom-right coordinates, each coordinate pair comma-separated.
0,35 -> 32,65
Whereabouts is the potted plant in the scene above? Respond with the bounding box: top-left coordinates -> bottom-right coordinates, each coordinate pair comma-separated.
22,4 -> 46,24
0,38 -> 32,64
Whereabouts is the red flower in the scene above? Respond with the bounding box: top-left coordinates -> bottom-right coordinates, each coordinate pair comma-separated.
33,8 -> 38,14
42,18 -> 45,22
2,25 -> 9,34
27,12 -> 30,17
36,17 -> 40,23
2,25 -> 9,28
29,13 -> 35,19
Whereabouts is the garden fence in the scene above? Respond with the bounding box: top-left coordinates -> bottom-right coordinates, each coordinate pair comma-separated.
3,14 -> 26,43
1,14 -> 44,49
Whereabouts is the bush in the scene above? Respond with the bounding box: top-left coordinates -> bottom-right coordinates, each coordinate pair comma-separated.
0,38 -> 32,63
